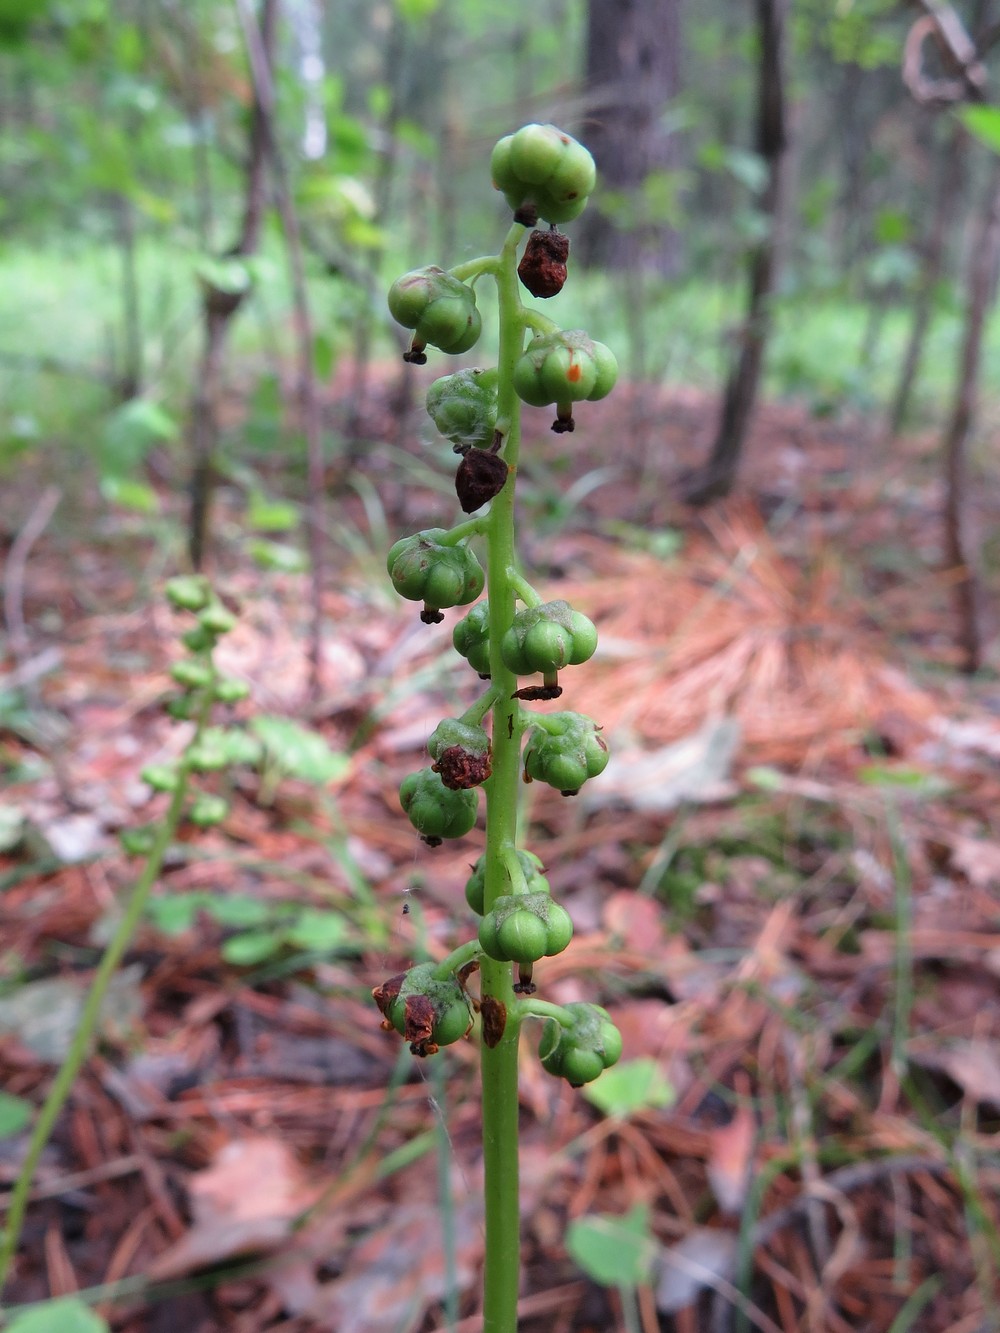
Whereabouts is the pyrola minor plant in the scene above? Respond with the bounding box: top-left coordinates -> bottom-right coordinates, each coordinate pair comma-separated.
376,124 -> 621,1331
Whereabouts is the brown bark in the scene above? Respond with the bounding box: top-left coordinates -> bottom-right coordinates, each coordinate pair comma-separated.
899,0 -> 997,672
187,0 -> 275,572
886,121 -> 967,439
684,0 -> 789,506
941,162 -> 1000,673
576,0 -> 683,273
235,0 -> 327,698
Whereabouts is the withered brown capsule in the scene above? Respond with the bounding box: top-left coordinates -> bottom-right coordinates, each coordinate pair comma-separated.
455,448 -> 509,513
518,229 -> 570,299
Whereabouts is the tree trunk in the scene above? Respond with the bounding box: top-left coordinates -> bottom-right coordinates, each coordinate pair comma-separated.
940,160 -> 1000,673
575,0 -> 682,273
886,121 -> 967,439
684,0 -> 789,506
187,0 -> 276,571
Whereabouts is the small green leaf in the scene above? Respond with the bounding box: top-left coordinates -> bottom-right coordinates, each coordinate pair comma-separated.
857,764 -> 949,796
745,765 -> 784,791
582,1058 -> 675,1118
146,893 -> 203,935
196,256 -> 252,296
958,104 -> 1000,156
248,491 -> 299,533
313,331 -> 335,381
249,540 -> 309,573
251,716 -> 351,785
285,908 -> 349,952
393,0 -> 439,22
566,1204 -> 657,1288
203,895 -> 272,929
0,1091 -> 33,1138
99,476 -> 160,513
5,1298 -> 110,1333
222,930 -> 283,965
101,399 -> 177,478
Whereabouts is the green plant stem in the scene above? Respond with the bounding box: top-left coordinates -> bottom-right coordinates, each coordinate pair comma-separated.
500,847 -> 530,895
480,220 -> 528,1333
439,515 -> 489,545
516,997 -> 575,1028
433,1057 -> 460,1331
0,696 -> 212,1297
448,256 -> 499,283
461,686 -> 501,728
507,569 -> 541,606
522,309 -> 560,337
431,939 -> 482,981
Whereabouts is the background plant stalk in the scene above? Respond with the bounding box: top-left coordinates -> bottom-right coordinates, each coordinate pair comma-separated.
479,221 -> 528,1333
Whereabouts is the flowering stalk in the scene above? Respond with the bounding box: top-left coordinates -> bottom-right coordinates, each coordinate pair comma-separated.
379,124 -> 621,1332
0,576 -> 248,1296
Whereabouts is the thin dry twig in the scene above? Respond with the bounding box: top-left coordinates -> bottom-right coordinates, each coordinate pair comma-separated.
3,485 -> 61,706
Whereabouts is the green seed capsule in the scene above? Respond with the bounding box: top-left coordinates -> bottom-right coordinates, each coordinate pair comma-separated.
491,125 -> 596,224
478,891 -> 573,964
171,659 -> 215,691
373,961 -> 473,1055
199,603 -> 237,635
120,825 -> 159,856
523,713 -> 609,795
399,767 -> 479,842
214,678 -> 250,704
387,266 -> 481,355
538,1002 -> 622,1087
141,764 -> 179,793
514,330 -> 618,409
453,601 -> 492,675
387,530 -> 485,614
426,368 -> 499,448
500,601 -> 598,677
188,794 -> 229,827
464,849 -> 549,915
165,576 -> 211,613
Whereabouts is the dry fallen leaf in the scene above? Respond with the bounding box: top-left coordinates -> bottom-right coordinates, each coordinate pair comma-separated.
908,1041 -> 1000,1111
706,1104 -> 756,1214
654,1226 -> 739,1314
148,1136 -> 323,1279
946,835 -> 1000,889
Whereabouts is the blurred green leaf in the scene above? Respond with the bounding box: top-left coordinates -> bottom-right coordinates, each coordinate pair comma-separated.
566,1204 -> 657,1288
203,895 -> 273,929
146,894 -> 202,935
101,400 -> 177,479
248,491 -> 298,533
285,908 -> 349,951
100,475 -> 159,513
958,105 -> 1000,156
313,331 -> 335,381
249,540 -> 308,573
250,716 -> 350,785
196,256 -> 252,296
5,1298 -> 109,1333
583,1058 -> 675,1118
0,1091 -> 33,1138
873,207 -> 910,245
393,0 -> 439,21
222,931 -> 282,966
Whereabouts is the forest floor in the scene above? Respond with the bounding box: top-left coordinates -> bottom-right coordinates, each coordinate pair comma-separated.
2,373 -> 1000,1333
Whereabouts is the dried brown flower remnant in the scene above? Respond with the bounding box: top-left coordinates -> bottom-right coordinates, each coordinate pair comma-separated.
372,974 -> 405,1026
432,743 -> 493,791
518,229 -> 570,298
455,448 -> 509,513
480,996 -> 507,1048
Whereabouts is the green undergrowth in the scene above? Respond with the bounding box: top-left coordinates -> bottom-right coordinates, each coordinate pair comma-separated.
5,236 -> 1000,485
